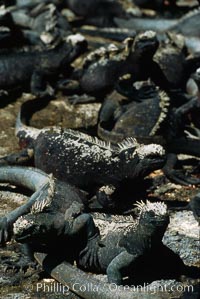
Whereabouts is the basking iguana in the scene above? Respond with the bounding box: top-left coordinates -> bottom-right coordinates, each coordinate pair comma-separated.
0,33 -> 87,97
0,166 -> 92,246
10,2 -> 72,45
13,199 -> 169,286
0,99 -> 166,210
64,31 -> 160,100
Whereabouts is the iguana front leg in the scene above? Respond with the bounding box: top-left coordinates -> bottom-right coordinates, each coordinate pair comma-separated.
0,148 -> 34,166
31,70 -> 54,97
163,153 -> 200,185
107,251 -> 140,284
64,202 -> 101,270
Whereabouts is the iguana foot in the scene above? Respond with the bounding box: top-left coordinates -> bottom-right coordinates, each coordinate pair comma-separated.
33,87 -> 54,98
0,149 -> 33,166
64,202 -> 84,220
3,258 -> 38,273
0,217 -> 12,246
79,234 -> 102,270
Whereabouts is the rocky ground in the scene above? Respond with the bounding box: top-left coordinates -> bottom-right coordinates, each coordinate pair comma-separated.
0,94 -> 199,298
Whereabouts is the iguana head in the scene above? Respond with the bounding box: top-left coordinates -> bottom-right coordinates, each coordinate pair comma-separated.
41,34 -> 87,71
133,143 -> 166,177
13,213 -> 65,243
133,31 -> 159,58
135,200 -> 168,223
118,139 -> 166,178
120,200 -> 169,252
135,200 -> 169,237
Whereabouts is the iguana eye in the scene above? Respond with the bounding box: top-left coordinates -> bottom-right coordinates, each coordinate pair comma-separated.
148,211 -> 155,218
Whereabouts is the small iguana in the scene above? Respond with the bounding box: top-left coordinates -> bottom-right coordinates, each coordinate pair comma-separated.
0,33 -> 87,97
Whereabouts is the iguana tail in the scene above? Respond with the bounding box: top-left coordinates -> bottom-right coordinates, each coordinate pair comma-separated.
0,166 -> 53,227
79,27 -> 136,42
114,17 -> 176,32
35,252 -> 173,299
0,166 -> 49,191
15,97 -> 50,142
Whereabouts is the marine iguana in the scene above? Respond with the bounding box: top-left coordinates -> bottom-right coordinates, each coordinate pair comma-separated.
13,199 -> 169,286
65,0 -> 127,27
0,33 -> 87,97
10,2 -> 72,45
67,31 -> 193,101
0,99 -> 166,210
34,251 -> 192,299
65,31 -> 160,100
0,166 -> 91,246
98,79 -> 200,185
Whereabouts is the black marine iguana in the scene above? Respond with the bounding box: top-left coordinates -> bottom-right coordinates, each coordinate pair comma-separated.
65,0 -> 127,27
64,31 -> 160,99
65,30 -> 194,101
12,199 -> 169,286
0,99 -> 166,210
10,2 -> 72,45
0,33 -> 87,97
98,79 -> 200,185
0,166 -> 92,245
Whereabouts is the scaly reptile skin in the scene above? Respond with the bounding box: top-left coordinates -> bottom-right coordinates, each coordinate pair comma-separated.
0,166 -> 88,245
0,100 -> 166,194
13,200 -> 169,285
0,34 -> 87,97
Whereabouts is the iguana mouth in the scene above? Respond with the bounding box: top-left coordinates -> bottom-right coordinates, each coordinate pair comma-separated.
138,40 -> 157,50
15,234 -> 32,242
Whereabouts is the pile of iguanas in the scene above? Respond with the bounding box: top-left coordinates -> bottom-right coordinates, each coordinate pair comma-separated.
0,1 -> 200,298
